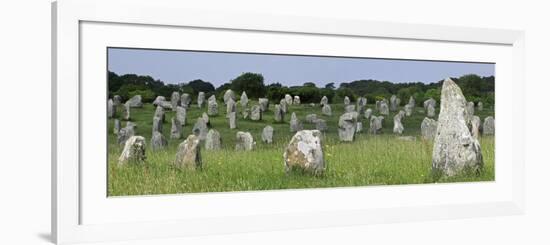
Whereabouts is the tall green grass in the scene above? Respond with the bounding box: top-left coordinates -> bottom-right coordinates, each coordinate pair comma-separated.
107,101 -> 495,196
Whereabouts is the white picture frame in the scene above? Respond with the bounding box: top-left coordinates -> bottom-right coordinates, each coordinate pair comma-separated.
52,0 -> 525,244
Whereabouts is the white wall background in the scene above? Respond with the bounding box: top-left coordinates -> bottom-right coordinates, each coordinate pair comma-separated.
0,0 -> 548,244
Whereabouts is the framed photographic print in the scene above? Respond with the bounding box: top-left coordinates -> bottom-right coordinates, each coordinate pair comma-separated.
52,0 -> 525,244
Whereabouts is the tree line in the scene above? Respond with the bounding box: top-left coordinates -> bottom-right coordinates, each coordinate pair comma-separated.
108,71 -> 495,106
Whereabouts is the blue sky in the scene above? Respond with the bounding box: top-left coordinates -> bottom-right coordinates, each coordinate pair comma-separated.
108,48 -> 494,87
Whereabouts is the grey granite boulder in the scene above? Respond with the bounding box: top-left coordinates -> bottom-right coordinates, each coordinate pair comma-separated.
274,104 -> 285,123
379,101 -> 389,116
223,89 -> 236,105
176,106 -> 187,126
122,102 -> 131,120
152,95 -> 166,106
471,115 -> 481,139
205,129 -> 221,150
235,131 -> 255,151
369,116 -> 384,134
393,110 -> 405,134
259,98 -> 269,112
293,96 -> 301,105
170,117 -> 182,139
314,118 -> 328,132
250,105 -> 262,121
154,105 -> 165,123
192,117 -> 208,140
305,114 -> 318,123
240,92 -> 248,108
118,135 -> 146,165
432,78 -> 483,177
126,95 -> 143,108
107,99 -> 115,118
150,131 -> 168,151
344,96 -> 350,105
289,112 -> 303,132
174,134 -> 202,169
320,96 -> 328,106
364,108 -> 373,120
338,112 -> 358,141
262,125 -> 274,144
421,117 -> 438,140
283,130 -> 325,175
321,104 -> 332,116
207,99 -> 218,116
228,111 -> 237,129
113,119 -> 121,135
197,92 -> 205,108
170,92 -> 180,111
285,94 -> 293,105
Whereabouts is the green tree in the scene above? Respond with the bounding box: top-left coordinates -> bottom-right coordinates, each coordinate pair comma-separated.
230,72 -> 266,98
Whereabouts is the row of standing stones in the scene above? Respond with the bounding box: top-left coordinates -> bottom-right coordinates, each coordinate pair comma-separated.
111,78 -> 494,177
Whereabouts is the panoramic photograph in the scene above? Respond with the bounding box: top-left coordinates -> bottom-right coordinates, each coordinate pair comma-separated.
107,47 -> 495,196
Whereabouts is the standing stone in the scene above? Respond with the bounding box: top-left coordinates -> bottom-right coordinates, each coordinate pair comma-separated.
229,112 -> 237,129
423,98 -> 437,111
356,97 -> 367,116
202,112 -> 210,126
432,78 -> 483,176
390,95 -> 399,111
477,101 -> 483,112
192,117 -> 208,140
240,92 -> 248,108
379,101 -> 389,116
207,99 -> 218,116
465,101 -> 475,124
321,104 -> 332,116
117,122 -> 136,145
293,96 -> 301,105
226,98 -> 237,118
345,105 -> 356,113
242,108 -> 250,119
364,108 -> 373,120
250,105 -> 262,121
235,131 -> 255,151
107,99 -> 115,118
175,106 -> 187,126
126,95 -> 143,108
320,96 -> 328,106
170,92 -> 180,111
369,116 -> 384,134
205,129 -> 221,150
375,100 -> 381,111
285,94 -> 293,105
344,96 -> 350,106
483,116 -> 495,135
159,101 -> 173,110
305,114 -> 318,123
208,95 -> 216,103
118,136 -> 146,165
223,89 -> 236,105
283,130 -> 325,174
180,93 -> 191,108
113,95 -> 122,106
153,96 -> 166,106
154,105 -> 165,123
338,112 -> 358,141
150,131 -> 168,151
274,104 -> 285,123
408,96 -> 416,108
290,112 -> 303,132
356,122 -> 363,134
258,98 -> 269,112
471,116 -> 481,139
262,126 -> 274,144
170,117 -> 182,139
279,99 -> 288,113
314,119 -> 328,132
393,111 -> 405,135
197,92 -> 206,108
421,117 -> 438,140
122,102 -> 131,120
404,104 -> 413,116
152,116 -> 163,134
427,103 -> 436,117
174,134 -> 202,169
113,119 -> 121,135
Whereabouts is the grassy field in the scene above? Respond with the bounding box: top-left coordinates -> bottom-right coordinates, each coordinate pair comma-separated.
107,100 -> 495,196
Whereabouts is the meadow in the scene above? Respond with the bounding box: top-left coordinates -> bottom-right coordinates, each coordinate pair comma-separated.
107,100 -> 495,196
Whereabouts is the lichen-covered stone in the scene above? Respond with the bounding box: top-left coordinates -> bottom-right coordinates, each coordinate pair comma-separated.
262,126 -> 274,144
274,104 -> 285,123
235,131 -> 255,151
259,98 -> 269,112
118,136 -> 146,165
223,89 -> 236,105
126,95 -> 143,108
174,134 -> 202,169
283,130 -> 325,175
197,92 -> 205,108
338,112 -> 358,141
432,78 -> 483,177
250,105 -> 262,121
321,104 -> 332,116
170,117 -> 182,139
205,129 -> 221,150
207,99 -> 218,116
150,131 -> 168,151
421,117 -> 438,140
192,117 -> 208,140
289,112 -> 303,132
369,116 -> 384,134
170,92 -> 180,111
393,110 -> 405,134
